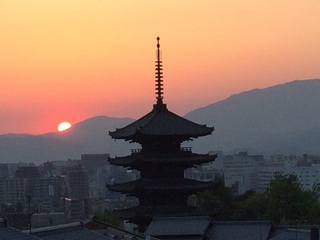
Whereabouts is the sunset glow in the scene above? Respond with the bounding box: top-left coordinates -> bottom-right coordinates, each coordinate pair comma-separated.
1,1 -> 320,134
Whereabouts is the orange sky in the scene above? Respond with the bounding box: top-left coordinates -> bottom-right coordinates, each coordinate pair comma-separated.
1,1 -> 320,134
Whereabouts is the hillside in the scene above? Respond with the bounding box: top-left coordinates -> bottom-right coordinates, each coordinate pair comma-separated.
1,79 -> 320,163
185,79 -> 320,155
0,116 -> 135,163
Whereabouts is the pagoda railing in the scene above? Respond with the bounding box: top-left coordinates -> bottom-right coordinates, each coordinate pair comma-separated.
130,147 -> 192,155
180,147 -> 192,152
131,149 -> 142,154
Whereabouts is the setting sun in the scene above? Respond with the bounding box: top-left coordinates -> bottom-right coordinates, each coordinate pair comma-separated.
57,122 -> 72,132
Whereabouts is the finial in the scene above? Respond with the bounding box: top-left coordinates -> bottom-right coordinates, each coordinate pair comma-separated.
155,37 -> 163,104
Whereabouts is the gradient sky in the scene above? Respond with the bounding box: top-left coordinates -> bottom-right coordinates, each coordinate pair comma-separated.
1,1 -> 320,134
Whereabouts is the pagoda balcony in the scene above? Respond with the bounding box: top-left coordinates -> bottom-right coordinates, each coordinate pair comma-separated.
130,147 -> 193,156
108,152 -> 216,168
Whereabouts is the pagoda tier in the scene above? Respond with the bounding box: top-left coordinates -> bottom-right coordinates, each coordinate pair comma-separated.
109,102 -> 213,143
108,178 -> 219,195
108,178 -> 220,219
117,205 -> 196,219
108,151 -> 216,169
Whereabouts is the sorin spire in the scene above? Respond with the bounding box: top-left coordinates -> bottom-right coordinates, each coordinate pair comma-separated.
155,37 -> 164,104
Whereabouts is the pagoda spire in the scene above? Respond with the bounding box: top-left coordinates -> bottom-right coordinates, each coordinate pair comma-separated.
155,37 -> 164,105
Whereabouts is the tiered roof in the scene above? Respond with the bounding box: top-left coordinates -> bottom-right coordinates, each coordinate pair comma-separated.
107,37 -> 217,231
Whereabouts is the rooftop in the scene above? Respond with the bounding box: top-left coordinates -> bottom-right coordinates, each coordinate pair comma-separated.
27,222 -> 113,240
145,216 -> 210,237
109,103 -> 213,141
0,218 -> 41,240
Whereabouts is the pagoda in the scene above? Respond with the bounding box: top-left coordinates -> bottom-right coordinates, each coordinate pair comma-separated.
108,37 -> 218,231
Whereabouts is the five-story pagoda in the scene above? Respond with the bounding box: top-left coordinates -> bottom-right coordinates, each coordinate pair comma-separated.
108,37 -> 218,230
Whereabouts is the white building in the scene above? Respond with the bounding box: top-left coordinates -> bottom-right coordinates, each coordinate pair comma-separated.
184,151 -> 223,182
284,155 -> 320,191
257,154 -> 285,192
223,152 -> 263,195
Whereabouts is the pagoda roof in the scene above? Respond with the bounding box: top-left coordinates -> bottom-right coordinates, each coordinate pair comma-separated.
108,153 -> 216,167
114,205 -> 196,219
109,103 -> 214,141
107,178 -> 219,194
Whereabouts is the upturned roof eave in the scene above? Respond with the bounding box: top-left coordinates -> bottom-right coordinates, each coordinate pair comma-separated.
109,109 -> 156,139
110,126 -> 214,140
109,103 -> 214,140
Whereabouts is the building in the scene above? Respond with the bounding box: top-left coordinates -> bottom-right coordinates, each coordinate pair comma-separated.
34,176 -> 67,212
15,166 -> 40,199
223,152 -> 263,195
81,154 -> 110,200
0,177 -> 28,205
67,165 -> 89,200
61,198 -> 86,221
257,155 -> 285,192
185,151 -> 223,182
108,37 -> 218,231
0,164 -> 9,178
285,155 -> 320,191
81,154 -> 109,172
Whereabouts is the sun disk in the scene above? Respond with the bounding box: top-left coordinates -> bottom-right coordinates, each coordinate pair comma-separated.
57,121 -> 72,132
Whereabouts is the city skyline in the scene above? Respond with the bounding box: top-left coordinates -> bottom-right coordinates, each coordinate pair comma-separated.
1,1 -> 320,134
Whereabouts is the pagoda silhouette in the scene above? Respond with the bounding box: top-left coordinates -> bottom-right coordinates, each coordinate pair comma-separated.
108,37 -> 218,231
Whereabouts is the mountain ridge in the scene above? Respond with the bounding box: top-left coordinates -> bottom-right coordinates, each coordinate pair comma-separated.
1,79 -> 320,163
184,79 -> 320,155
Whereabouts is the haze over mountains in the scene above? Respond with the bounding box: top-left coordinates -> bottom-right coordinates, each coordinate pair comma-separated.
1,79 -> 320,164
186,79 -> 320,155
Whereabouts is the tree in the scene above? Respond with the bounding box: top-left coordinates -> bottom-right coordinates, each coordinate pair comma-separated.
230,191 -> 268,221
265,174 -> 320,224
196,174 -> 320,224
197,183 -> 233,220
94,209 -> 121,226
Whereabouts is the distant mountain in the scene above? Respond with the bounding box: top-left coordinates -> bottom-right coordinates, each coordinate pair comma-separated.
1,79 -> 320,164
184,79 -> 320,155
0,116 -> 136,164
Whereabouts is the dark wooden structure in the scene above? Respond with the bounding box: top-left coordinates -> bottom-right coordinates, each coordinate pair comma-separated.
108,37 -> 218,231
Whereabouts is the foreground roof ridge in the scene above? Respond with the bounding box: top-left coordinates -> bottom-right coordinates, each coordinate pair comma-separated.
24,221 -> 83,234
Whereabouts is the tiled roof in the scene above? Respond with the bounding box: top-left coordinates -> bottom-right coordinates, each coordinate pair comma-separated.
85,219 -> 147,240
109,103 -> 213,141
144,216 -> 210,237
269,227 -> 311,240
29,222 -> 113,240
0,218 -> 41,240
207,221 -> 272,240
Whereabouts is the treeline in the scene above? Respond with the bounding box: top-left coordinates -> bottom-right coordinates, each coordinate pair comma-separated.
196,174 -> 320,224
